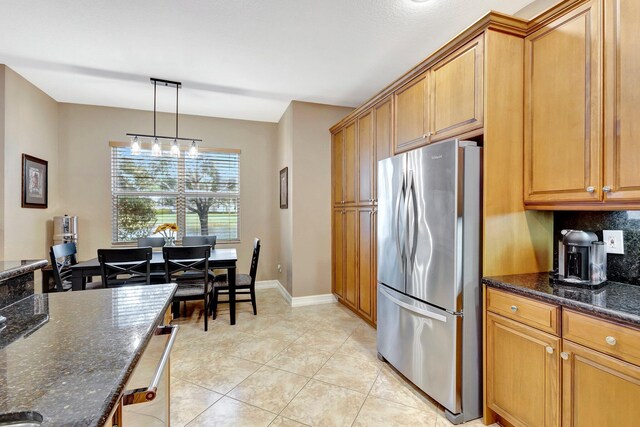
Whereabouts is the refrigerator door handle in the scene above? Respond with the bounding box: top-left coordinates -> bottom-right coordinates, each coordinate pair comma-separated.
406,171 -> 418,263
379,287 -> 447,322
395,174 -> 406,270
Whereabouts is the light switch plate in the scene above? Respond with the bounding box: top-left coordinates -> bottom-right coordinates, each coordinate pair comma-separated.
603,230 -> 624,254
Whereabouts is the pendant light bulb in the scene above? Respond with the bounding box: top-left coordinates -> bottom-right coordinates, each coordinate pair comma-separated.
152,138 -> 162,157
171,139 -> 180,157
131,136 -> 141,155
189,140 -> 198,157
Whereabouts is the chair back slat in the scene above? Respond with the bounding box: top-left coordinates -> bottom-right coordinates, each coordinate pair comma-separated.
98,247 -> 152,287
181,235 -> 217,249
163,245 -> 211,285
137,237 -> 166,248
248,238 -> 261,285
50,242 -> 79,292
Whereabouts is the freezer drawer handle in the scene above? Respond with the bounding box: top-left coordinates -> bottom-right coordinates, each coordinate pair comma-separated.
122,324 -> 179,406
380,288 -> 447,322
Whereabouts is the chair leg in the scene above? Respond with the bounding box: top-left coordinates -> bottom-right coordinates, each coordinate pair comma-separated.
183,301 -> 187,318
172,301 -> 180,319
204,292 -> 208,332
212,288 -> 219,320
250,286 -> 257,315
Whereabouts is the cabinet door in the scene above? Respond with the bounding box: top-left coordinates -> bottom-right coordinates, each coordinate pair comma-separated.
374,96 -> 392,203
332,130 -> 345,206
357,207 -> 374,323
604,0 -> 640,202
486,313 -> 561,427
332,209 -> 345,299
562,339 -> 640,426
344,208 -> 358,309
430,35 -> 484,142
524,0 -> 603,204
344,122 -> 358,205
358,111 -> 375,205
394,72 -> 429,153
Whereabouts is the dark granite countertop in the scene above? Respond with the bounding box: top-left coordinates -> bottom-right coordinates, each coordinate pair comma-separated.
483,273 -> 640,327
0,284 -> 177,426
0,260 -> 48,282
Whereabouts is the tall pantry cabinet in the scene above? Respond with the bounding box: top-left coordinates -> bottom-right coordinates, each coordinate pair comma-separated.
332,97 -> 392,326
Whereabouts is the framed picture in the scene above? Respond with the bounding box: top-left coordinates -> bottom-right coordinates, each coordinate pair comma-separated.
22,154 -> 48,209
280,167 -> 288,209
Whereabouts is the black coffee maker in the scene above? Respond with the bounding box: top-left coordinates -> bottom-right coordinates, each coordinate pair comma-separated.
558,229 -> 607,285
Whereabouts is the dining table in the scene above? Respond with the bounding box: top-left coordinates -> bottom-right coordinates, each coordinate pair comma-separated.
69,248 -> 239,325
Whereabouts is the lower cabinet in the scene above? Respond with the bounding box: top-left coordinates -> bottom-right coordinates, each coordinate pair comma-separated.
485,287 -> 640,427
332,206 -> 377,326
486,312 -> 560,427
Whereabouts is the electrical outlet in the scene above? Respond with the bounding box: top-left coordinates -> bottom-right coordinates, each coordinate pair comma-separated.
603,230 -> 624,255
277,264 -> 282,273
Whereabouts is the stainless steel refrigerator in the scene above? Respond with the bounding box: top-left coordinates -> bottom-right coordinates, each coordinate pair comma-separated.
377,138 -> 482,424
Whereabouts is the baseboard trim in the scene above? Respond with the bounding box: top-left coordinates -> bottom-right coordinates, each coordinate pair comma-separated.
255,280 -> 337,307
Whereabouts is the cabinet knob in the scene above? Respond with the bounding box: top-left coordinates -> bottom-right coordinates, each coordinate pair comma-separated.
603,186 -> 612,193
510,305 -> 518,312
546,346 -> 554,354
561,352 -> 570,360
586,186 -> 595,193
605,336 -> 617,346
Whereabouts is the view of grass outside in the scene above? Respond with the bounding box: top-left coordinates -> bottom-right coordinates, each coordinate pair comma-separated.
112,146 -> 240,243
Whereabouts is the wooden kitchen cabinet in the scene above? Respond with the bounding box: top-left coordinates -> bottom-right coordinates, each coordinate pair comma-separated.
357,207 -> 376,324
333,207 -> 358,309
358,111 -> 375,205
524,0 -> 603,205
562,339 -> 640,426
375,96 -> 393,163
486,312 -> 561,427
394,72 -> 430,153
430,36 -> 484,142
332,130 -> 345,207
604,0 -> 640,202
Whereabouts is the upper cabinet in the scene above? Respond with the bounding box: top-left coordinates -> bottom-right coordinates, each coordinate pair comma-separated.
524,0 -> 603,205
358,111 -> 375,205
331,130 -> 345,206
604,0 -> 640,202
344,122 -> 358,205
430,36 -> 484,142
525,0 -> 640,208
394,72 -> 430,153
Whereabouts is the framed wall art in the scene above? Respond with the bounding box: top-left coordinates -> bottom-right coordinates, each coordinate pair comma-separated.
280,167 -> 288,209
22,154 -> 48,208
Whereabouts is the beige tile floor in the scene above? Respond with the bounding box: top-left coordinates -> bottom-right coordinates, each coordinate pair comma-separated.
168,288 -> 496,427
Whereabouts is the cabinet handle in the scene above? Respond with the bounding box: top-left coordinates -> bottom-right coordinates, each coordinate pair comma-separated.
603,186 -> 612,193
545,346 -> 554,354
586,186 -> 595,193
561,352 -> 570,360
510,305 -> 518,312
605,336 -> 617,346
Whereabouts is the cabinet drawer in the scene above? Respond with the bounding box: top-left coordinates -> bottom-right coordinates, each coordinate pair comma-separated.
563,310 -> 640,366
486,288 -> 560,335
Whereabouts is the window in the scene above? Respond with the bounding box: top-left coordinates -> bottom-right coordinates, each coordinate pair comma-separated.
110,142 -> 240,243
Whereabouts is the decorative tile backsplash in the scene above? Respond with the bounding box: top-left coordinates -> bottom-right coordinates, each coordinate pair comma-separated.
554,211 -> 640,285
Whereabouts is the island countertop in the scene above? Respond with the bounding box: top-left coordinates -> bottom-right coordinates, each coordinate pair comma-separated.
0,259 -> 48,282
483,273 -> 640,327
0,283 -> 177,426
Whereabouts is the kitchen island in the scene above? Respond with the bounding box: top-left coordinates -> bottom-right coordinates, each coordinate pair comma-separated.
0,259 -> 48,307
0,283 -> 177,426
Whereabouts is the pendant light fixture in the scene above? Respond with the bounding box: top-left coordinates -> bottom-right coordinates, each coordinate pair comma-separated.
127,78 -> 201,157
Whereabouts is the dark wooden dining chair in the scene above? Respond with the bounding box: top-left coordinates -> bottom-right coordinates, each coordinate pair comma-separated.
211,238 -> 260,319
137,236 -> 166,248
181,235 -> 217,249
97,247 -> 152,288
163,245 -> 212,331
50,242 -> 103,292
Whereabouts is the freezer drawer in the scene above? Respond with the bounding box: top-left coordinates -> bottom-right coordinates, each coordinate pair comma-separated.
377,284 -> 461,414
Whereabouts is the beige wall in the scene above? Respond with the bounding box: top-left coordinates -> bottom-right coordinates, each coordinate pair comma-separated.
57,103 -> 279,281
276,103 -> 294,293
0,66 -> 5,259
514,0 -> 564,19
276,101 -> 353,298
2,66 -> 60,260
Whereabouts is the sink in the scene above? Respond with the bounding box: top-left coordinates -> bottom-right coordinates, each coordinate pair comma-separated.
0,412 -> 43,426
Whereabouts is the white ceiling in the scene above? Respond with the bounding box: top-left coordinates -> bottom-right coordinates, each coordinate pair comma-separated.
0,0 -> 536,123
